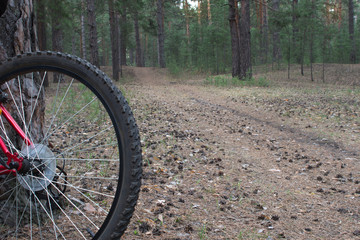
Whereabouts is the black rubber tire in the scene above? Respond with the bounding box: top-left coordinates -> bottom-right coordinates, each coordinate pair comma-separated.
0,51 -> 142,239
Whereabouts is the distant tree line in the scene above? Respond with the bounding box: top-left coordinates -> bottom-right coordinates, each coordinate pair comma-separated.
30,0 -> 360,81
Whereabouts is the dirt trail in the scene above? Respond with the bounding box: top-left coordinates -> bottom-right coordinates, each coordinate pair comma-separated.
121,67 -> 360,240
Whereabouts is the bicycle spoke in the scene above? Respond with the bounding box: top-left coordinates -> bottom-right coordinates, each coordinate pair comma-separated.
17,175 -> 67,239
29,165 -> 99,238
43,78 -> 74,145
30,175 -> 111,215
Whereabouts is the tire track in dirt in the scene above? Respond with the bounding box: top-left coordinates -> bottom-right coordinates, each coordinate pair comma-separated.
191,97 -> 359,158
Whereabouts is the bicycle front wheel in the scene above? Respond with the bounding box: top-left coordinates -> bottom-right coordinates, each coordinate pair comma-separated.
0,52 -> 142,239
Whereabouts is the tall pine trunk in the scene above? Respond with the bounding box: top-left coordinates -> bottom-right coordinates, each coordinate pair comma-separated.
80,0 -> 87,60
35,0 -> 48,87
120,6 -> 127,66
262,0 -> 268,67
0,0 -> 45,144
156,0 -> 166,68
310,0 -> 315,81
240,0 -> 252,79
184,0 -> 190,43
228,0 -> 240,78
349,0 -> 356,63
87,0 -> 99,67
271,0 -> 281,70
292,0 -> 299,63
134,13 -> 143,67
207,0 -> 212,25
51,0 -> 63,54
300,28 -> 306,76
35,0 -> 46,51
108,0 -> 120,81
50,0 -> 64,83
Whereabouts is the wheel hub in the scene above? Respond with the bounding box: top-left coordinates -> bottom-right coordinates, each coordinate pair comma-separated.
17,144 -> 56,192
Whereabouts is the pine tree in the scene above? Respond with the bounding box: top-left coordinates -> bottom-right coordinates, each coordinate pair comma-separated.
87,0 -> 100,67
108,0 -> 120,80
239,0 -> 252,79
156,0 -> 166,68
228,0 -> 240,78
349,0 -> 356,63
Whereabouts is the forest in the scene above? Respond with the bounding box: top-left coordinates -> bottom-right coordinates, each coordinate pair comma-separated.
36,0 -> 360,82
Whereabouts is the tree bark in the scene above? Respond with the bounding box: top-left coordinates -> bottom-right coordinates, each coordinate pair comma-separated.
156,0 -> 166,68
50,0 -> 64,83
34,0 -> 48,87
228,0 -> 240,78
349,0 -> 356,63
271,0 -> 281,69
80,0 -> 87,60
87,0 -> 100,67
310,0 -> 315,81
240,0 -> 252,79
292,0 -> 300,64
197,0 -> 201,25
108,0 -> 120,81
184,0 -> 190,43
120,6 -> 127,66
0,0 -> 45,144
207,0 -> 212,25
35,0 -> 46,51
258,0 -> 268,65
134,13 -> 143,67
300,28 -> 306,76
51,0 -> 63,54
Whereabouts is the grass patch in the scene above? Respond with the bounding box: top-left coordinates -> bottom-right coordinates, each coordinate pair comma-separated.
204,75 -> 270,87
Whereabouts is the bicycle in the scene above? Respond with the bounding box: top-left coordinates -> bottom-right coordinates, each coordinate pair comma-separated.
0,51 -> 142,239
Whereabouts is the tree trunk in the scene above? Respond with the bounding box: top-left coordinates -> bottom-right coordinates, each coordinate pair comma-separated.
272,0 -> 280,70
120,6 -> 127,66
262,0 -> 268,66
134,13 -> 143,67
0,0 -> 45,144
310,0 -> 315,81
292,0 -> 299,63
80,0 -> 87,60
349,0 -> 356,63
228,0 -> 240,78
51,0 -> 64,83
300,28 -> 306,76
51,0 -> 63,53
35,0 -> 46,51
184,0 -> 190,43
198,0 -> 201,25
156,0 -> 166,68
87,0 -> 100,67
207,0 -> 212,25
240,0 -> 252,79
34,0 -> 48,87
129,48 -> 134,65
108,0 -> 120,81
288,30 -> 291,79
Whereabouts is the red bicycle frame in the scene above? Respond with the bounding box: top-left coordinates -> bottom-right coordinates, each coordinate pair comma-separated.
0,103 -> 33,175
